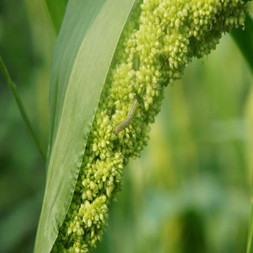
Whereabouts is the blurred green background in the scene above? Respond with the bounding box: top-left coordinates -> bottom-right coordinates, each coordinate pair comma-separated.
0,1 -> 253,253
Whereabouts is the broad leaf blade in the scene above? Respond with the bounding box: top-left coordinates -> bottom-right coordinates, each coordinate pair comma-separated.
35,0 -> 137,252
45,0 -> 68,33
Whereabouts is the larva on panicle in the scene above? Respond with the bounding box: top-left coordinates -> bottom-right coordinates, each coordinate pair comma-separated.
114,99 -> 138,135
52,0 -> 247,251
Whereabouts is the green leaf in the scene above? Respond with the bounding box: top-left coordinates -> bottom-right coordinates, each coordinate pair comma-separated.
232,14 -> 253,253
247,199 -> 253,253
231,14 -> 253,75
44,0 -> 68,33
34,0 -> 137,252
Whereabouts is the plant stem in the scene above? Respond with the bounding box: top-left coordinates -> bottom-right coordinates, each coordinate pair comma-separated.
0,55 -> 46,162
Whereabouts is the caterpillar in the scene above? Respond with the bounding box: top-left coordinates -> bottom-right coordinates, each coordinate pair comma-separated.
114,99 -> 138,135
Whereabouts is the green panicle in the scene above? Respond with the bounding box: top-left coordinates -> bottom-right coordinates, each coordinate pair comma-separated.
53,0 -> 247,252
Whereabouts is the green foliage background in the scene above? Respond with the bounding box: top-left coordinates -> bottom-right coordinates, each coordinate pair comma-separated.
0,0 -> 253,253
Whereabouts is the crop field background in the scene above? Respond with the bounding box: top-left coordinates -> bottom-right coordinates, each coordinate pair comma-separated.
0,1 -> 253,253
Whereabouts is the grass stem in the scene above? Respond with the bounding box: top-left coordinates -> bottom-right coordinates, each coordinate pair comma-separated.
0,55 -> 46,162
